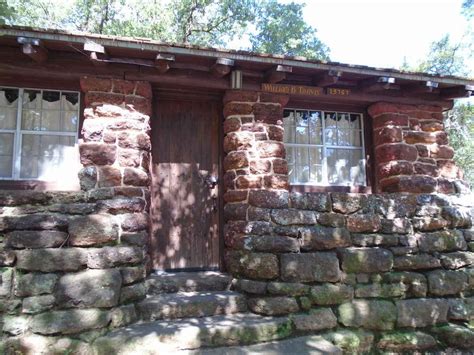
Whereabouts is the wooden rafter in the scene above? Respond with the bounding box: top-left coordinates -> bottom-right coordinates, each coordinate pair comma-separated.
404,80 -> 439,95
440,85 -> 473,99
155,53 -> 175,73
313,70 -> 343,87
359,76 -> 400,93
84,41 -> 108,66
211,58 -> 234,77
17,37 -> 48,63
265,65 -> 292,83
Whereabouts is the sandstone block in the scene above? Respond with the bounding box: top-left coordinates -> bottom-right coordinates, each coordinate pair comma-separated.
382,272 -> 427,297
69,214 -> 119,246
377,331 -> 436,351
280,252 -> 341,282
120,282 -> 146,303
30,309 -> 110,335
5,230 -> 68,249
340,248 -> 393,273
247,296 -> 299,316
267,282 -> 310,296
123,168 -> 149,186
317,213 -> 345,227
248,190 -> 288,208
310,284 -> 353,305
300,226 -> 351,251
0,213 -> 69,231
121,213 -> 148,232
355,283 -> 406,298
224,151 -> 248,170
225,251 -> 279,280
15,248 -> 87,272
378,161 -> 414,179
393,254 -> 441,271
120,266 -> 145,285
352,233 -> 399,247
110,304 -> 138,328
331,193 -> 366,214
347,214 -> 382,233
396,298 -> 449,327
0,267 -> 13,297
97,166 -> 122,187
79,143 -> 116,166
56,269 -> 122,308
417,230 -> 467,252
22,295 -> 55,314
239,235 -> 300,253
87,246 -> 144,269
233,279 -> 268,294
291,308 -> 337,331
15,273 -> 58,297
431,324 -> 474,350
440,251 -> 474,269
290,192 -> 330,211
253,103 -> 283,124
338,300 -> 397,330
427,270 -> 467,296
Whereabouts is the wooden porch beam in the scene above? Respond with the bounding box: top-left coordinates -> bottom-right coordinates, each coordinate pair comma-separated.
265,65 -> 292,83
359,76 -> 400,93
313,70 -> 342,87
17,37 -> 48,63
210,58 -> 234,77
440,85 -> 473,99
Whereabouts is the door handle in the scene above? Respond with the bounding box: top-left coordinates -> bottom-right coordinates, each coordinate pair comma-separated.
205,175 -> 218,189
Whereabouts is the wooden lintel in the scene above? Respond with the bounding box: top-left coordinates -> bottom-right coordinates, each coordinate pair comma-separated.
265,65 -> 293,83
21,43 -> 48,64
83,41 -> 108,66
210,57 -> 234,77
440,85 -> 473,99
155,53 -> 175,74
314,70 -> 343,87
360,76 -> 399,93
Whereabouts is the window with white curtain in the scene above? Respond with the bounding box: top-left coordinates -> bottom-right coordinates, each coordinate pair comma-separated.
283,109 -> 366,186
0,87 -> 80,180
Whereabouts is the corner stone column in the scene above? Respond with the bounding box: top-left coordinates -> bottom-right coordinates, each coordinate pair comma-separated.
79,77 -> 152,190
222,90 -> 290,279
368,102 -> 465,194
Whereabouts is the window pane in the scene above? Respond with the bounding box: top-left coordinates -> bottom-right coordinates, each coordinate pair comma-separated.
62,111 -> 79,132
0,88 -> 18,129
295,147 -> 309,183
0,133 -> 14,177
22,109 -> 41,130
41,110 -> 61,131
23,90 -> 41,109
20,134 -> 77,179
327,148 -> 365,185
309,147 -> 323,183
324,112 -> 337,127
0,156 -> 13,177
338,129 -> 361,146
295,126 -> 308,144
62,93 -> 79,111
350,113 -> 362,129
42,91 -> 60,110
325,128 -> 337,145
286,146 -> 295,165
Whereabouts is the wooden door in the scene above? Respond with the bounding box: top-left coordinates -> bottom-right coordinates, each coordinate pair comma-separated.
150,96 -> 221,271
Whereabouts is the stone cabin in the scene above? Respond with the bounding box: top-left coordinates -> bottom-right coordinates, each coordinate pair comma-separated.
0,25 -> 473,354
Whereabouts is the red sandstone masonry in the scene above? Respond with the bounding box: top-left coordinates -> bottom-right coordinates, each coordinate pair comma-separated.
368,102 -> 466,193
78,77 -> 152,191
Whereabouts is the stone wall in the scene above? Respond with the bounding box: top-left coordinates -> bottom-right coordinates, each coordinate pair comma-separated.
222,90 -> 474,351
225,191 -> 474,350
368,102 -> 467,194
0,77 -> 152,351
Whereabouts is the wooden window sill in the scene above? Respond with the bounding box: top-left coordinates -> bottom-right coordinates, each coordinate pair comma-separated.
289,185 -> 372,193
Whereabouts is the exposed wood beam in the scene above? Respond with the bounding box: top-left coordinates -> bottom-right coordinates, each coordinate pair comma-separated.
265,65 -> 292,83
404,80 -> 439,95
211,58 -> 234,77
155,53 -> 175,73
84,41 -> 108,66
313,70 -> 343,87
17,37 -> 48,63
359,76 -> 400,93
440,85 -> 473,99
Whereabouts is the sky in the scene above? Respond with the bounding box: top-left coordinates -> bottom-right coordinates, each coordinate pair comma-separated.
290,0 -> 472,72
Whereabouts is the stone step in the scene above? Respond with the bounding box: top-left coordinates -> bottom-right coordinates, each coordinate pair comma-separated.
137,291 -> 247,321
146,271 -> 232,294
188,335 -> 343,355
93,313 -> 293,354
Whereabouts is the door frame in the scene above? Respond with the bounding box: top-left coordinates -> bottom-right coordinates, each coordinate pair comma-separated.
149,88 -> 225,271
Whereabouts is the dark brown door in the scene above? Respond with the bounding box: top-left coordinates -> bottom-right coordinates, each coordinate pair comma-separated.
150,96 -> 221,270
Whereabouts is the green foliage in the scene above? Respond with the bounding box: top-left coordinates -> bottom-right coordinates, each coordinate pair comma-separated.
445,103 -> 474,186
250,0 -> 330,60
4,0 -> 330,59
0,0 -> 14,25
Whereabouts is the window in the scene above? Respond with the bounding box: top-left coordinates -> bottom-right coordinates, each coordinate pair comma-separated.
283,109 -> 366,186
0,87 -> 80,180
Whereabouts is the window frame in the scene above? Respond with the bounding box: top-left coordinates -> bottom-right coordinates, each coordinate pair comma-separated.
283,107 -> 368,189
0,86 -> 80,181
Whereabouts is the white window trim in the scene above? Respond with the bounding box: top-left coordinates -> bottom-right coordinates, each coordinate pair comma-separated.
0,87 -> 80,180
283,108 -> 367,187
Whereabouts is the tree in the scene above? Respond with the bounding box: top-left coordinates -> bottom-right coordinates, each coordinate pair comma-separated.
2,0 -> 330,60
250,0 -> 329,60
